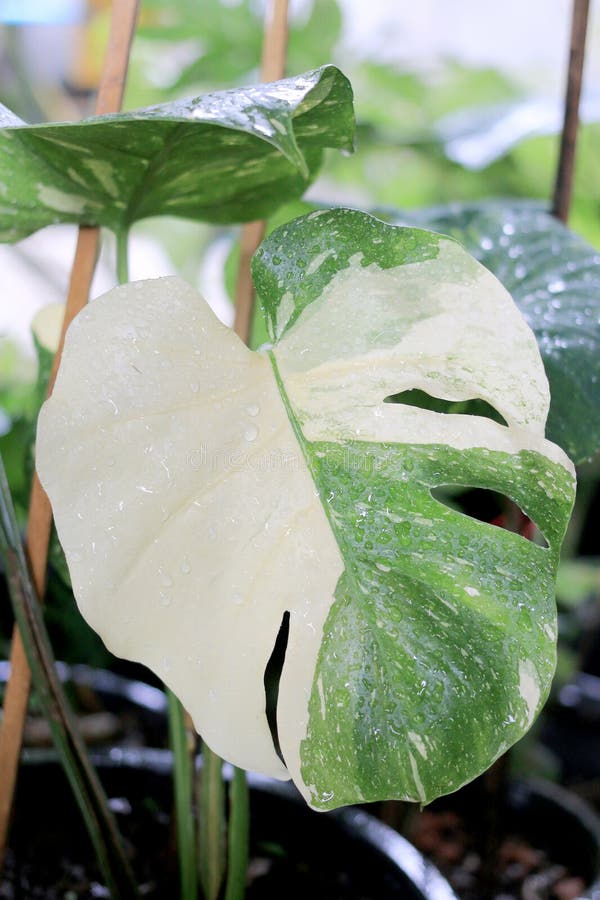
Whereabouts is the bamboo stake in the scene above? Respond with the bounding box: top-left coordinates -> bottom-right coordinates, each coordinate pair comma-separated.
233,0 -> 289,343
0,0 -> 139,868
259,0 -> 290,84
551,0 -> 590,223
233,220 -> 268,343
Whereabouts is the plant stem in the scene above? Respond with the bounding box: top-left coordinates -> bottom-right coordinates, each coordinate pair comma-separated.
167,690 -> 198,900
224,768 -> 250,900
478,754 -> 510,900
116,228 -> 130,284
0,458 -> 138,897
199,744 -> 226,900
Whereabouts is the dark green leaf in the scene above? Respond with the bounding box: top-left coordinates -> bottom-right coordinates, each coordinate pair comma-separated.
403,201 -> 600,463
221,197 -> 318,349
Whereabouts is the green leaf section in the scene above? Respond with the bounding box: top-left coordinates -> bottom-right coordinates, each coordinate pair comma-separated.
254,209 -> 442,342
404,201 -> 600,463
300,442 -> 571,809
0,66 -> 353,242
221,197 -> 318,349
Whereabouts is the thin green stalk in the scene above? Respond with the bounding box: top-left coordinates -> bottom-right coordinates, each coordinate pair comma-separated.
116,228 -> 130,284
199,743 -> 226,900
224,767 -> 249,900
0,456 -> 138,897
167,689 -> 198,900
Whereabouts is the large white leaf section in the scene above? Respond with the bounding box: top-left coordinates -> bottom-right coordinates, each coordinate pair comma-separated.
36,276 -> 343,779
274,240 -> 573,471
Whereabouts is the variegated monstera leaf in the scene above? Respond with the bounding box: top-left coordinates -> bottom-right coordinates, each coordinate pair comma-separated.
36,209 -> 575,811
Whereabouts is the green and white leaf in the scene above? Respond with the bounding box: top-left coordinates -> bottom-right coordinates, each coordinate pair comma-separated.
36,209 -> 575,812
0,66 -> 353,243
401,201 -> 600,463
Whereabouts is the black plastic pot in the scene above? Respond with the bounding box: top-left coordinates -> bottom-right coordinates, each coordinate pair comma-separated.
4,748 -> 457,899
542,671 -> 600,789
410,774 -> 600,899
243,767 -> 457,900
506,778 -> 600,898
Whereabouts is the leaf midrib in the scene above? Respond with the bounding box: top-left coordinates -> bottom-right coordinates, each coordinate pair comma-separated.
120,122 -> 189,230
267,350 -> 394,705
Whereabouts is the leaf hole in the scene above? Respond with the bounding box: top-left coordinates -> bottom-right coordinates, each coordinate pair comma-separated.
264,610 -> 290,765
431,486 -> 548,548
383,389 -> 508,427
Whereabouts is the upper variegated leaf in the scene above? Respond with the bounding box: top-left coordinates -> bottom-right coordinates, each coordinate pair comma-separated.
36,210 -> 575,812
0,66 -> 353,242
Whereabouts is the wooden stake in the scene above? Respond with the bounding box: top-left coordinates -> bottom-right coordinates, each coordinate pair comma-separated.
233,0 -> 289,344
0,0 -> 139,869
260,0 -> 290,85
552,0 -> 590,223
233,220 -> 268,342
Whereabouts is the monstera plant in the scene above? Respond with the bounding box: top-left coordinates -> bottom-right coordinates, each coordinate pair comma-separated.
1,45 -> 599,899
35,208 -> 575,810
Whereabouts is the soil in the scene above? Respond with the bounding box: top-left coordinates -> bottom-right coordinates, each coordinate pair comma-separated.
406,777 -> 600,900
410,809 -> 586,899
0,753 -> 174,899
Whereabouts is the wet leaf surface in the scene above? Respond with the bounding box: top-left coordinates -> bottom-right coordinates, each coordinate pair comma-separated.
0,66 -> 353,241
37,210 -> 575,810
402,201 -> 600,463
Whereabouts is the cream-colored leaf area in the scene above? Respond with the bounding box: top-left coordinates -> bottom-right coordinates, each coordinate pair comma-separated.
36,276 -> 343,779
32,302 -> 64,353
274,242 -> 574,474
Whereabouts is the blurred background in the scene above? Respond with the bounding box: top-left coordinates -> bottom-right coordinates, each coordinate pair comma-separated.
1,0 -> 600,353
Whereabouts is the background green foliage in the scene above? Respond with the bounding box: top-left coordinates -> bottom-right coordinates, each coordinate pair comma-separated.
119,0 -> 600,246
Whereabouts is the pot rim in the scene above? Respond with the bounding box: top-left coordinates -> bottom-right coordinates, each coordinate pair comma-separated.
83,746 -> 458,900
0,659 -> 167,714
